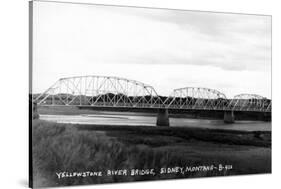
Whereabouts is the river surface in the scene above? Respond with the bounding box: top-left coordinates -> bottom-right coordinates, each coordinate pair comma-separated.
39,112 -> 271,132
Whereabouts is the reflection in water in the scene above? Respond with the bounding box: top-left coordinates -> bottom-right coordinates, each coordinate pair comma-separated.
40,112 -> 271,132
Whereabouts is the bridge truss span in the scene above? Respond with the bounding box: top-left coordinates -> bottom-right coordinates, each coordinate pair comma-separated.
226,93 -> 271,112
165,87 -> 227,110
34,76 -> 271,113
34,75 -> 163,108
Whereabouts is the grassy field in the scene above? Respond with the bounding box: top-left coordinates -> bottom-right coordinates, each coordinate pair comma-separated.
32,119 -> 271,188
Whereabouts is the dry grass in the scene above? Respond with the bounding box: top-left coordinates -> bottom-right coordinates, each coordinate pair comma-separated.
32,120 -> 270,187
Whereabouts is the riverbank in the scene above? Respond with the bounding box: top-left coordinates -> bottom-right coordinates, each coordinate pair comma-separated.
31,119 -> 271,188
37,105 -> 271,121
37,106 -> 271,132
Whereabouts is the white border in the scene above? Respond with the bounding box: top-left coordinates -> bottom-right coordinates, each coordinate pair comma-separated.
0,0 -> 280,189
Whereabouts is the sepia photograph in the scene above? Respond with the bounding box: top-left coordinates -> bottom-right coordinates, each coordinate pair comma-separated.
29,0 -> 271,188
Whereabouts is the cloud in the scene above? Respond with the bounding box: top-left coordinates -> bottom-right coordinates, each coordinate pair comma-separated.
33,1 -> 271,98
90,5 -> 271,71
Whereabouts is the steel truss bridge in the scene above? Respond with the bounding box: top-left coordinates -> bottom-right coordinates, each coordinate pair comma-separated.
34,75 -> 271,113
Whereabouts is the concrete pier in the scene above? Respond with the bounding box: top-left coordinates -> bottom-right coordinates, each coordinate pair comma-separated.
224,111 -> 235,123
263,112 -> 271,122
156,109 -> 170,127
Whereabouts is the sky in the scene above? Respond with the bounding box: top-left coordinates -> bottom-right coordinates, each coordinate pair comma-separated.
32,1 -> 271,98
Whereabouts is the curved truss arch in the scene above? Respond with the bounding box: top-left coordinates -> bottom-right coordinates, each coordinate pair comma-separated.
34,75 -> 163,108
173,87 -> 227,99
59,75 -> 154,89
165,87 -> 227,110
234,93 -> 265,99
226,93 -> 271,112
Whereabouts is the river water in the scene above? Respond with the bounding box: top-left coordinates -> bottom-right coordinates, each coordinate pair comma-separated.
39,112 -> 271,132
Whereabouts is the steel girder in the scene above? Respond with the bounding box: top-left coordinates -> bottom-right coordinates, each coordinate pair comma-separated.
34,75 -> 163,108
226,94 -> 271,112
34,76 -> 271,112
165,87 -> 227,110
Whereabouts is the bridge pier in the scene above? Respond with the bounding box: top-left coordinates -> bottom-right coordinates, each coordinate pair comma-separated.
224,111 -> 235,123
156,109 -> 170,127
263,112 -> 271,122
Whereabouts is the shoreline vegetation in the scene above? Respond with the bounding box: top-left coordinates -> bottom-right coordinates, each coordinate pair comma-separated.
32,118 -> 271,187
